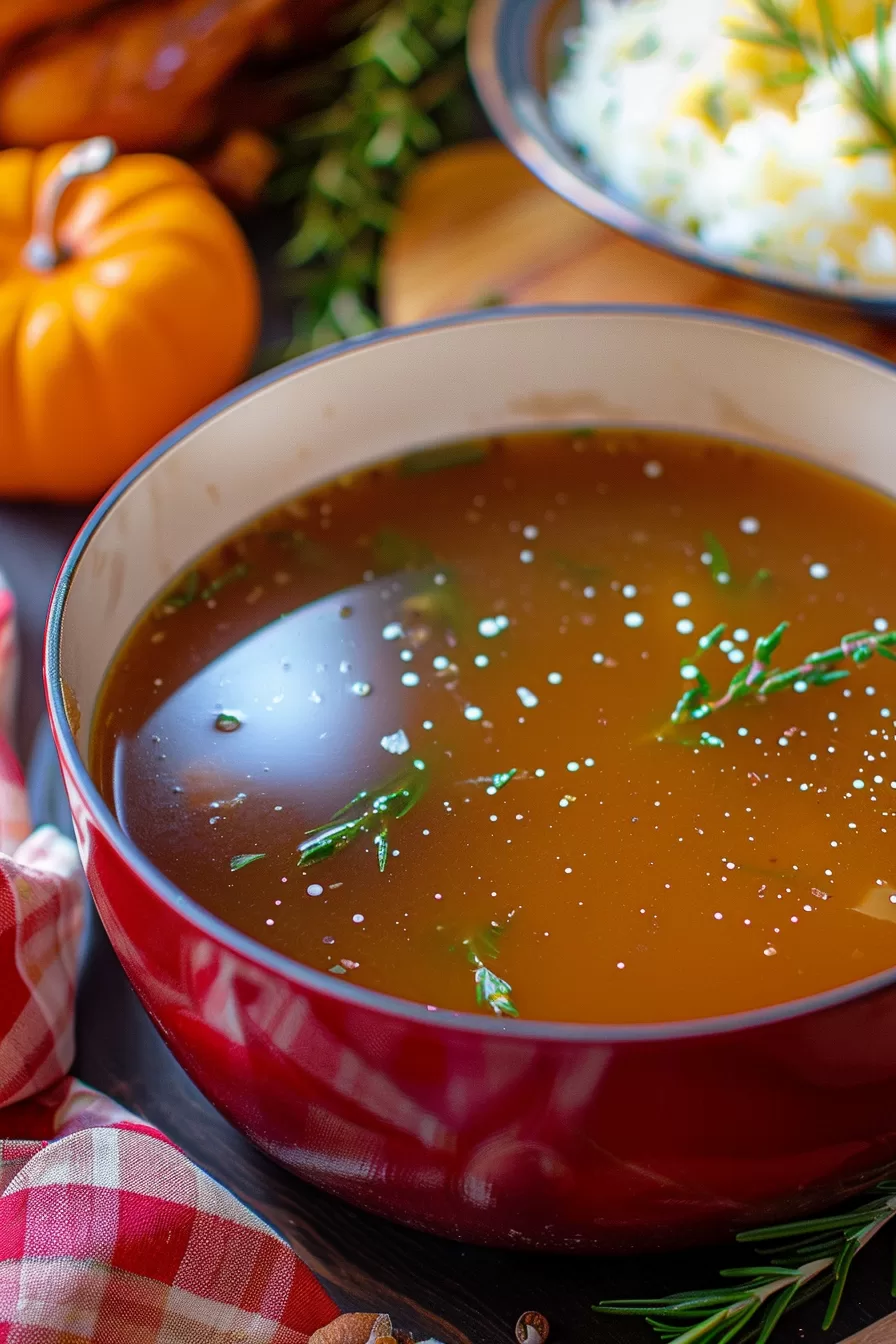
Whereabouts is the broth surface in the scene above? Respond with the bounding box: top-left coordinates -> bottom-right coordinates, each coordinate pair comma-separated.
92,430 -> 896,1023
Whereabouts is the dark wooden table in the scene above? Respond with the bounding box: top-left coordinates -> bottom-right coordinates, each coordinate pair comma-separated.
5,220 -> 896,1339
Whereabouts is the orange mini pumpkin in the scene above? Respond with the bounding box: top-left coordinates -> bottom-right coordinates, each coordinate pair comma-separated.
0,137 -> 259,500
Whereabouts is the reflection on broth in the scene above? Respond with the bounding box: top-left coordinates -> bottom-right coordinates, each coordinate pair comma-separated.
92,430 -> 896,1024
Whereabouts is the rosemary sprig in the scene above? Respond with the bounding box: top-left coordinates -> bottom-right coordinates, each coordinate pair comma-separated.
298,759 -> 427,872
596,1183 -> 896,1344
270,0 -> 477,355
463,924 -> 518,1017
666,622 -> 896,728
231,853 -> 266,871
728,1 -> 896,154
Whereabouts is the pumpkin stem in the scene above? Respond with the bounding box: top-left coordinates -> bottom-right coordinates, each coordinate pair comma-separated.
23,136 -> 117,272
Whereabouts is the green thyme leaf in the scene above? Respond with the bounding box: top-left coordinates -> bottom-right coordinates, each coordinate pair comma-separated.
372,527 -> 435,573
702,531 -> 732,585
490,768 -> 517,791
158,570 -> 199,614
231,853 -> 266,871
200,563 -> 250,601
400,439 -> 489,474
298,761 -> 428,870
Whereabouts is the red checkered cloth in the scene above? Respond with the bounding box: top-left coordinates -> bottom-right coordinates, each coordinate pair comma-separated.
0,574 -> 342,1343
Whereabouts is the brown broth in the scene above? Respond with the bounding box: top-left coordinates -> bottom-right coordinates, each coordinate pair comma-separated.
91,430 -> 896,1024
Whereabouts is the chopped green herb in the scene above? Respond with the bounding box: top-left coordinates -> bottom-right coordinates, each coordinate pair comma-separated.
664,623 -> 896,730
298,760 -> 428,872
462,924 -> 519,1017
473,963 -> 519,1017
490,768 -> 517,791
200,562 -> 249,601
551,551 -> 603,580
702,531 -> 731,585
158,570 -> 199,615
702,82 -> 728,132
472,292 -> 506,309
372,527 -> 435,573
400,440 -> 489,475
699,731 -> 725,748
231,853 -> 266,871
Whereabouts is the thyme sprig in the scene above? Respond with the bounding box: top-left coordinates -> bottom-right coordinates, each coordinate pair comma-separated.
463,924 -> 518,1017
666,621 -> 896,728
596,1182 -> 896,1344
298,759 -> 427,872
727,1 -> 896,154
271,0 -> 477,354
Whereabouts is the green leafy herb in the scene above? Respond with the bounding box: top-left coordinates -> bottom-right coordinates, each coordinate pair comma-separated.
158,570 -> 199,615
472,291 -> 507,308
490,768 -> 517,792
372,527 -> 435,573
665,622 -> 896,729
270,0 -> 477,356
231,853 -> 266,871
298,760 -> 427,872
727,1 -> 896,155
399,439 -> 489,474
200,563 -> 249,601
702,83 -> 728,132
702,531 -> 732,585
463,924 -> 518,1017
596,1182 -> 896,1344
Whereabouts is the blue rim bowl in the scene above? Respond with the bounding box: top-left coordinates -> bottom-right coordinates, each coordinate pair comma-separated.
468,0 -> 896,319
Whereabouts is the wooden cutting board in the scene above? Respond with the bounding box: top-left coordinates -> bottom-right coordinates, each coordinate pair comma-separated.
381,140 -> 896,362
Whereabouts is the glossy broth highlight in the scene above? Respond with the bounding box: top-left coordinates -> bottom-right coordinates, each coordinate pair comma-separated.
92,430 -> 896,1023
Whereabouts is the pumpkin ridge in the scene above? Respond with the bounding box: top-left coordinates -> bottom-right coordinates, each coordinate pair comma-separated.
72,178 -> 209,243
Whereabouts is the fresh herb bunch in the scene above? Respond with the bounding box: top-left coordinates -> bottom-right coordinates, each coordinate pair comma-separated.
664,621 -> 896,731
727,0 -> 896,154
298,759 -> 428,871
271,0 -> 477,354
596,1183 -> 896,1344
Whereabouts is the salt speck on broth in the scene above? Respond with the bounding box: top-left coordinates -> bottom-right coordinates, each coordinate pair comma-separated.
381,729 -> 410,755
672,591 -> 691,607
809,562 -> 829,579
739,517 -> 760,534
517,687 -> 539,709
623,611 -> 644,628
643,459 -> 663,478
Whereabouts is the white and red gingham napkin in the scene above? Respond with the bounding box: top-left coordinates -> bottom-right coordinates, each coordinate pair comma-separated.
0,573 -> 393,1344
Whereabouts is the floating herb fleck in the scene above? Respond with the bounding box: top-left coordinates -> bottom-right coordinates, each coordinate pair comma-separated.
463,924 -> 519,1017
702,531 -> 731,585
158,570 -> 199,615
298,760 -> 428,872
490,768 -> 517,792
372,528 -> 435,573
200,563 -> 250,601
400,440 -> 489,475
596,1181 -> 896,1344
231,853 -> 266,871
664,622 -> 896,729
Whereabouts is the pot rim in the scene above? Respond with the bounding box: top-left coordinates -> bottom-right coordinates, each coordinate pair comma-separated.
44,303 -> 896,1044
468,0 -> 896,311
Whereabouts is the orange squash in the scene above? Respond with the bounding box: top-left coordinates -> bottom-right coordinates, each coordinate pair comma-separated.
0,137 -> 259,500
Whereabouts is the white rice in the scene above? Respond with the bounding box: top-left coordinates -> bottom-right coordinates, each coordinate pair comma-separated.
550,0 -> 896,283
